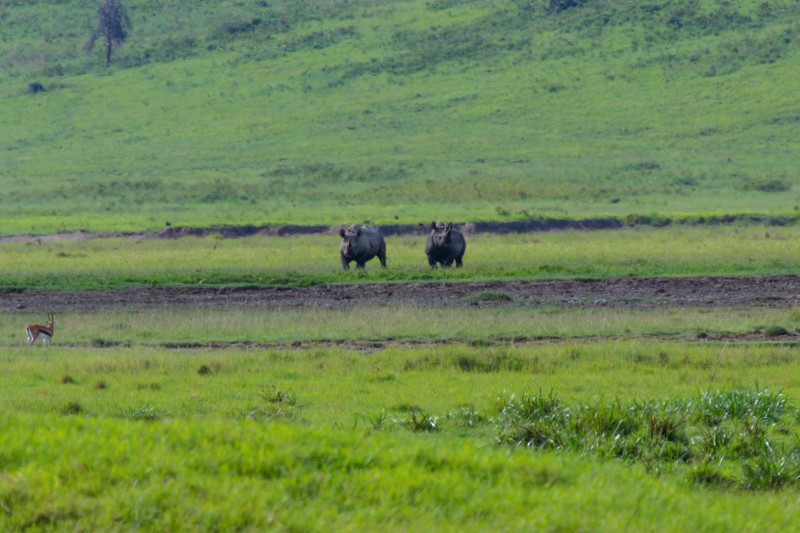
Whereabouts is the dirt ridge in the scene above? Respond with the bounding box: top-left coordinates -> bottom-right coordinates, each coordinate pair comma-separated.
5,332 -> 798,352
2,213 -> 796,243
2,275 -> 799,313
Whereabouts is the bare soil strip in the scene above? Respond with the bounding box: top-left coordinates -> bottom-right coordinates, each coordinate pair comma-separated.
6,332 -> 798,353
158,334 -> 800,351
2,275 -> 799,313
0,220 -> 614,243
1,214 -> 793,243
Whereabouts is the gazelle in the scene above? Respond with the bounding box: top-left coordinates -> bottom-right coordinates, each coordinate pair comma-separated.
26,312 -> 54,347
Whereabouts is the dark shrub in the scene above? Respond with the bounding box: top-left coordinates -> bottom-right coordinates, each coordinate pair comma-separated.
548,0 -> 585,14
26,82 -> 45,94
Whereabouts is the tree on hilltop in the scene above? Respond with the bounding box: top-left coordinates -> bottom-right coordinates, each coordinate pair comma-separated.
84,0 -> 132,66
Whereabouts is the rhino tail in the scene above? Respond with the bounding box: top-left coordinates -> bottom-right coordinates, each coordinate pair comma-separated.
379,240 -> 387,267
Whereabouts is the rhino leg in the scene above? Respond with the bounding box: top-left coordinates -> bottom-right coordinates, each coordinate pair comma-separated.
427,256 -> 437,268
341,255 -> 351,270
455,256 -> 463,268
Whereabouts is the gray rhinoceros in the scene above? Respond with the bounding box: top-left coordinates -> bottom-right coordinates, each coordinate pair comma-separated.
338,224 -> 387,270
425,221 -> 466,268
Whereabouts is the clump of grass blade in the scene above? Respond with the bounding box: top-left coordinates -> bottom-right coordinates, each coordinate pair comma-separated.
60,401 -> 83,416
357,409 -> 390,431
495,387 -> 800,490
245,385 -> 306,421
764,325 -> 790,337
125,407 -> 160,421
261,385 -> 302,407
407,410 -> 439,433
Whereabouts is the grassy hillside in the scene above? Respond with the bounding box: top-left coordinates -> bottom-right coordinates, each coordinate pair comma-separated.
2,0 -> 800,235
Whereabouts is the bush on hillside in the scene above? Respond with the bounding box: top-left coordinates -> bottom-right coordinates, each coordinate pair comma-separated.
548,0 -> 585,14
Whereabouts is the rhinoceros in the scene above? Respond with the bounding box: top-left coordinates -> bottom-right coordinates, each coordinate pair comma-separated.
338,224 -> 387,270
425,221 -> 466,268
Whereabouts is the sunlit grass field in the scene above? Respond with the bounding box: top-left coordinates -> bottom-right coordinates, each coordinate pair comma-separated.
3,330 -> 800,530
1,224 -> 798,290
4,413 -> 799,531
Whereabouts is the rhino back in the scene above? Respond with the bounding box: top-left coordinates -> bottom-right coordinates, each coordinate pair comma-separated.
358,229 -> 385,253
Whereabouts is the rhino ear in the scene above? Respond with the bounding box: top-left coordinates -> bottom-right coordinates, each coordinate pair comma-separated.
356,227 -> 362,236
431,221 -> 437,230
445,222 -> 453,232
339,227 -> 346,238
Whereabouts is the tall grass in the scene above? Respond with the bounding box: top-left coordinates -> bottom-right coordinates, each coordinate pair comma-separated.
496,387 -> 800,489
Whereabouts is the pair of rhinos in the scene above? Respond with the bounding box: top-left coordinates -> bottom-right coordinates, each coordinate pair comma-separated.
339,221 -> 466,270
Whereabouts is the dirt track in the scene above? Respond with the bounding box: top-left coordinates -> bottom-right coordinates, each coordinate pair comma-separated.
2,275 -> 799,313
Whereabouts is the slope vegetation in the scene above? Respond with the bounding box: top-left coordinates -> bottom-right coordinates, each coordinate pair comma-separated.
2,0 -> 799,234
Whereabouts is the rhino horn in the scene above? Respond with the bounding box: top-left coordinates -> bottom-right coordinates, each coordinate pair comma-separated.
339,227 -> 347,238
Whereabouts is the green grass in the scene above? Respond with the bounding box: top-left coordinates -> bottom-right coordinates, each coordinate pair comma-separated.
5,300 -> 800,529
1,224 -> 798,290
4,414 -> 800,531
7,337 -> 800,426
4,305 -> 800,347
3,338 -> 800,530
2,0 -> 800,234
5,0 -> 800,528
496,387 -> 800,490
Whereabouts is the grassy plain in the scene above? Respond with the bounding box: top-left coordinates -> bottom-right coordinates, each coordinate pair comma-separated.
4,254 -> 800,530
1,224 -> 799,290
4,0 -> 800,529
4,306 -> 800,348
2,0 -> 800,234
4,413 -> 800,531
3,332 -> 800,530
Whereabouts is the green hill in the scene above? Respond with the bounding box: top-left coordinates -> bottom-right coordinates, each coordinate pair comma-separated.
2,0 -> 799,235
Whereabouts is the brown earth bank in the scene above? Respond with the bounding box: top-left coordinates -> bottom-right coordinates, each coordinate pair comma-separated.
22,333 -> 800,353
2,276 -> 799,313
0,220 -> 620,243
1,214 -> 796,243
